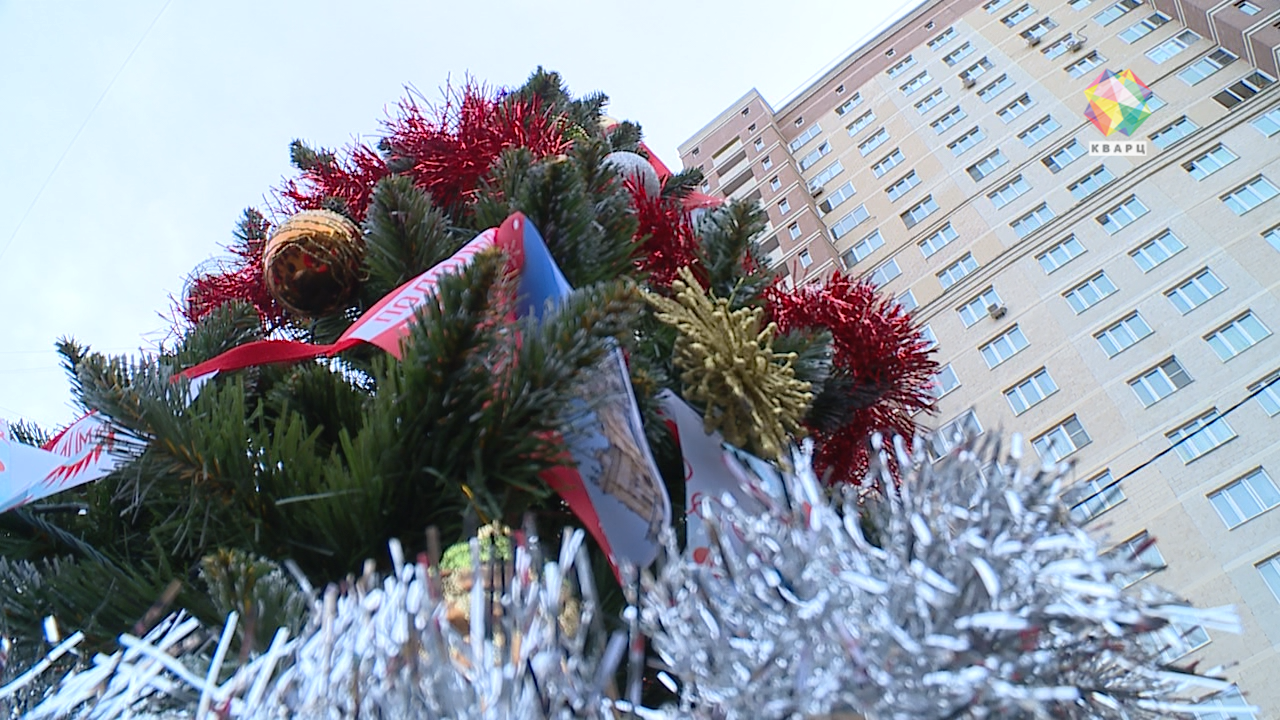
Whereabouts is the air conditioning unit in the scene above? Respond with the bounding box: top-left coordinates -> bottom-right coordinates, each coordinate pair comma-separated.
987,303 -> 1007,319
1026,34 -> 1042,46
963,76 -> 977,88
1066,37 -> 1085,52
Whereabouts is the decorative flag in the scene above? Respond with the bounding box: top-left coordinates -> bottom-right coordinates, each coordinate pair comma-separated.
0,412 -> 121,513
180,213 -> 671,567
1084,69 -> 1153,137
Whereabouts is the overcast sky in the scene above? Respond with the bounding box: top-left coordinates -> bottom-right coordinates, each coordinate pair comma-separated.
0,0 -> 917,429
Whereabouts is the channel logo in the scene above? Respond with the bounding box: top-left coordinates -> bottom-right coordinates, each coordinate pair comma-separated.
1085,69 -> 1153,156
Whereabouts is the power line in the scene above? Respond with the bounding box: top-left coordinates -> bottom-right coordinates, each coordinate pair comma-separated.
0,0 -> 175,266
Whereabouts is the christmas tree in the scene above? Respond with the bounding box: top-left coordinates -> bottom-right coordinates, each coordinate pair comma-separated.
0,70 -> 1249,719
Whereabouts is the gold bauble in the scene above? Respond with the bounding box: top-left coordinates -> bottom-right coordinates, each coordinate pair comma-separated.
263,209 -> 363,317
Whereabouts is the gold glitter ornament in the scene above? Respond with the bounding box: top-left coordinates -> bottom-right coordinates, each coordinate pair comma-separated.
263,209 -> 363,317
646,267 -> 813,460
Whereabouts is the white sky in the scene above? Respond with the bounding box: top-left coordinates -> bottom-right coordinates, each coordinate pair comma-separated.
0,0 -> 916,429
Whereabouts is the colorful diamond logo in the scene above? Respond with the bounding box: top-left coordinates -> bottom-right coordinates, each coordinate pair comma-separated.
1084,69 -> 1153,137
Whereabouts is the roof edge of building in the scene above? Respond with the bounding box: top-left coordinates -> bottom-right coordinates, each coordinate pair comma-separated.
677,88 -> 771,155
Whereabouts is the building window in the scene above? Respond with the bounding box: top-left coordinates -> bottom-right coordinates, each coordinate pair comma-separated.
797,141 -> 831,171
788,124 -> 823,152
1210,468 -> 1280,528
1067,470 -> 1125,523
1146,93 -> 1167,112
1019,115 -> 1061,147
1168,410 -> 1236,462
1213,70 -> 1276,109
886,54 -> 918,79
1066,52 -> 1106,79
1166,269 -> 1226,314
1142,621 -> 1211,663
960,57 -> 995,84
1267,225 -> 1280,252
938,253 -> 979,289
929,409 -> 983,461
858,128 -> 891,156
1250,370 -> 1280,415
1150,116 -> 1198,148
1222,176 -> 1280,215
1043,138 -> 1086,173
987,175 -> 1031,209
845,110 -> 877,136
920,324 -> 938,351
779,198 -> 791,214
1260,555 -> 1280,602
1033,415 -> 1091,462
1130,230 -> 1185,272
997,93 -> 1035,123
1011,203 -> 1055,237
1037,235 -> 1084,273
834,93 -> 863,116
1064,272 -> 1117,314
830,204 -> 871,240
1193,687 -> 1257,720
1005,367 -> 1058,414
1130,357 -> 1193,407
885,171 -> 921,201
845,230 -> 885,265
1042,34 -> 1078,59
1095,312 -> 1153,357
967,150 -> 1009,181
1022,16 -> 1058,39
1206,312 -> 1272,360
930,106 -> 968,134
871,149 -> 905,178
770,176 -> 782,191
1146,30 -> 1201,64
762,156 -> 773,170
1093,0 -> 1141,25
1002,3 -> 1037,25
798,249 -> 814,268
1096,196 -> 1149,234
928,26 -> 957,50
787,223 -> 802,240
920,224 -> 959,258
959,287 -> 1003,327
753,137 -> 765,151
948,126 -> 986,156
984,0 -> 1013,11
942,41 -> 975,67
817,181 -> 857,214
929,364 -> 961,398
1184,145 -> 1239,181
1253,107 -> 1280,136
1068,165 -> 1115,200
902,195 -> 940,228
900,70 -> 933,96
1237,0 -> 1262,12
1108,531 -> 1166,587
1070,0 -> 1094,8
868,258 -> 902,287
808,160 -> 845,190
1119,12 -> 1170,43
977,74 -> 1015,102
980,325 -> 1030,367
914,87 -> 948,114
897,290 -> 919,311
1178,48 -> 1237,85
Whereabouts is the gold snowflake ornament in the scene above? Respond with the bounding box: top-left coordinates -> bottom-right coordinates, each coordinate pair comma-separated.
646,267 -> 812,460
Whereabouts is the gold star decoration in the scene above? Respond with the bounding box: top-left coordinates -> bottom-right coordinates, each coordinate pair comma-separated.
646,267 -> 812,461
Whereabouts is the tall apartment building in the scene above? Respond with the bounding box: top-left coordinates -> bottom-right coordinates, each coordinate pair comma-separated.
680,0 -> 1280,715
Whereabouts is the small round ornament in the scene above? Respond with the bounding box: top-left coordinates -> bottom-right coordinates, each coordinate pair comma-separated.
603,150 -> 661,197
263,209 -> 363,317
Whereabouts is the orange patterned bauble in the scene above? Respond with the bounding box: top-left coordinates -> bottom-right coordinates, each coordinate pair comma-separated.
263,210 -> 363,317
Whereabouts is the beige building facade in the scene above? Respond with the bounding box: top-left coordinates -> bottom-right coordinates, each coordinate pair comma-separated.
680,0 -> 1280,715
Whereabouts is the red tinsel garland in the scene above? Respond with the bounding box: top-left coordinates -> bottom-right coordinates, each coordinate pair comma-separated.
627,182 -> 702,289
764,274 -> 938,488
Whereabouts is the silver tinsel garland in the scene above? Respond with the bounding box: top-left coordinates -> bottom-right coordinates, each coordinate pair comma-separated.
1,436 -> 1258,719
